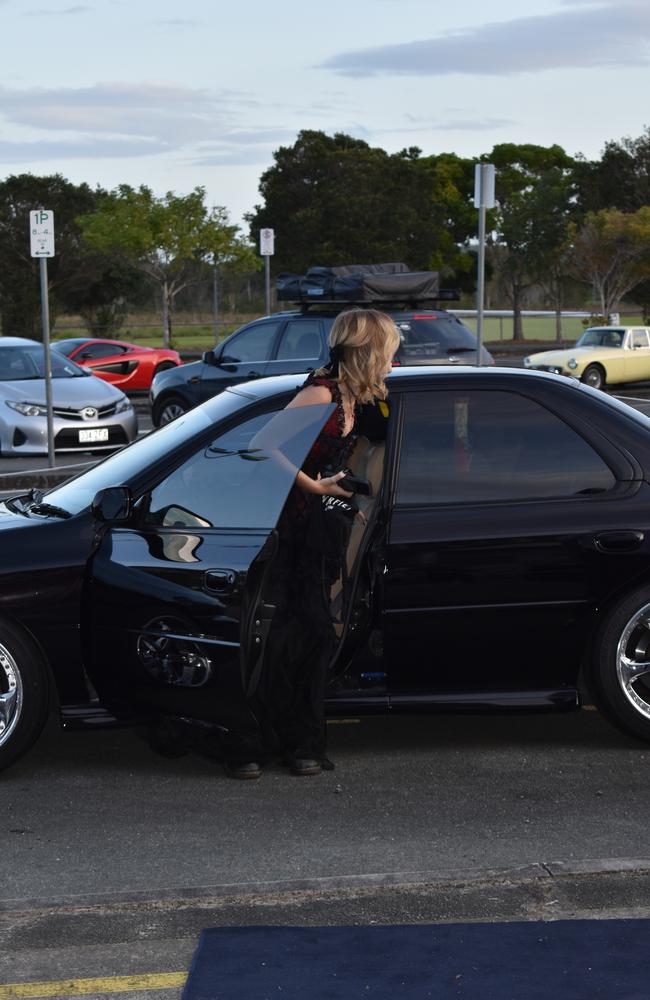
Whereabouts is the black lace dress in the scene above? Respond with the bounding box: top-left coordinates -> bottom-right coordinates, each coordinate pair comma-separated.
257,376 -> 360,762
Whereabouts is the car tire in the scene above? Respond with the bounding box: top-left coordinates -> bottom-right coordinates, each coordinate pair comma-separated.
153,395 -> 188,427
153,361 -> 177,377
0,619 -> 50,772
589,586 -> 650,743
581,364 -> 606,390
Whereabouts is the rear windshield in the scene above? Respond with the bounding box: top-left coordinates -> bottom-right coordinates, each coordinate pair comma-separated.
395,316 -> 476,360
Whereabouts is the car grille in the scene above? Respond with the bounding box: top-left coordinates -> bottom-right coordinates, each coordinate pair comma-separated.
53,402 -> 119,421
54,426 -> 128,449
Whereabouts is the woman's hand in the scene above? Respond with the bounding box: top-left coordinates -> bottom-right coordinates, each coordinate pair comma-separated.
295,470 -> 353,497
317,471 -> 354,497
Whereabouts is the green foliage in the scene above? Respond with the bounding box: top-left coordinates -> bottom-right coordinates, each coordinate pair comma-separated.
575,127 -> 650,214
484,144 -> 577,338
246,131 -> 476,281
0,173 -> 96,338
79,185 -> 258,345
570,207 -> 650,320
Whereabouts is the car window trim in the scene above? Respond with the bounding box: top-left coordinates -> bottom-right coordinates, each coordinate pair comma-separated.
390,385 -> 631,511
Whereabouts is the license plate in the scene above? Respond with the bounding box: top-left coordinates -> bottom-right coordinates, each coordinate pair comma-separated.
79,428 -> 109,443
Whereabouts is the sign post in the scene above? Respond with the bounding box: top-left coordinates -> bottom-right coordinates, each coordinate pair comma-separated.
473,164 -> 496,367
260,228 -> 275,315
212,260 -> 220,342
30,209 -> 55,467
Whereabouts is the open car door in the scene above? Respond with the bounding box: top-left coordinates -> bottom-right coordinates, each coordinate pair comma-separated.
84,401 -> 335,735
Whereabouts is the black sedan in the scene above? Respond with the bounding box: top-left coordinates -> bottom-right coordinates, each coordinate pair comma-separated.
3,365 -> 650,772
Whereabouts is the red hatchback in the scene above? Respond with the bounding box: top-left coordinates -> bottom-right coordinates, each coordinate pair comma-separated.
52,338 -> 181,391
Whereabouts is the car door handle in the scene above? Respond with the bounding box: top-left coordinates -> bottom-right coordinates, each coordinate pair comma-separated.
246,371 -> 262,379
594,530 -> 644,553
204,569 -> 236,593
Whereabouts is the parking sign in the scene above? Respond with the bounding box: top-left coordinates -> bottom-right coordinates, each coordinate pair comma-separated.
30,209 -> 55,257
260,228 -> 274,255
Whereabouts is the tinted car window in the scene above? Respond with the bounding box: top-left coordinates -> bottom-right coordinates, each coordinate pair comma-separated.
79,343 -> 127,359
395,316 -> 476,361
222,321 -> 281,363
52,339 -> 87,356
143,403 -> 334,530
397,390 -> 616,505
275,319 -> 323,361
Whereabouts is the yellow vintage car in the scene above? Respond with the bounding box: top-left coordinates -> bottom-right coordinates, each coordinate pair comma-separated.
523,326 -> 650,390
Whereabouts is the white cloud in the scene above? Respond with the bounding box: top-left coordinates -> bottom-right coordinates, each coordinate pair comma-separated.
0,138 -> 170,162
0,81 -> 255,148
321,2 -> 650,77
24,5 -> 91,14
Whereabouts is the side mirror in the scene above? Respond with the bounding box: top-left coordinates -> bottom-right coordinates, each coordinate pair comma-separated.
91,486 -> 132,523
202,348 -> 219,366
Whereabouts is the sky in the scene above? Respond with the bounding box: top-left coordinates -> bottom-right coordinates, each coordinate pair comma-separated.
1,0 -> 648,230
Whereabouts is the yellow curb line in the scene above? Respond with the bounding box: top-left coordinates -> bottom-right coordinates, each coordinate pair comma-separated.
0,972 -> 187,998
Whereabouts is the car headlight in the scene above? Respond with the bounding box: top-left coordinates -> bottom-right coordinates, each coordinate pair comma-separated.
567,358 -> 578,370
115,398 -> 132,413
5,401 -> 46,417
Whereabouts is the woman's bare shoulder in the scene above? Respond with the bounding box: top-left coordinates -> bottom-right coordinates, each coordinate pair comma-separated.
286,383 -> 333,408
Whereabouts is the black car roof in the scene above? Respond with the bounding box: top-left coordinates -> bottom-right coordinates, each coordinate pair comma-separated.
226,365 -> 580,401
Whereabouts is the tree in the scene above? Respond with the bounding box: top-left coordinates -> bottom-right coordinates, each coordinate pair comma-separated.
63,257 -> 150,336
569,207 -> 650,321
485,144 -> 577,339
575,127 -> 650,214
79,186 -> 258,347
246,131 -> 475,279
0,174 -> 97,338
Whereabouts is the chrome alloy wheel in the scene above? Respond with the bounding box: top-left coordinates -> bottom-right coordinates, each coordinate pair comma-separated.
0,640 -> 22,748
159,401 -> 186,425
616,601 -> 650,720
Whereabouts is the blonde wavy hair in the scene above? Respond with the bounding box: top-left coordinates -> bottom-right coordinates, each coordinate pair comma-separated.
315,309 -> 400,403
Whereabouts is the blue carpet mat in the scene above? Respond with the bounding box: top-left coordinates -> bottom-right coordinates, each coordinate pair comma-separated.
182,921 -> 650,999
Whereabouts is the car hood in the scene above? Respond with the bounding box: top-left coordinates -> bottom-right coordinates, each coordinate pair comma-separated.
0,502 -> 40,532
0,376 -> 125,406
526,346 -> 623,366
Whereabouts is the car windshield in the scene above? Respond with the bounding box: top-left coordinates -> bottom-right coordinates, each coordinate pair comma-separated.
52,339 -> 86,356
576,328 -> 625,349
395,316 -> 476,361
0,345 -> 86,380
40,397 -> 231,515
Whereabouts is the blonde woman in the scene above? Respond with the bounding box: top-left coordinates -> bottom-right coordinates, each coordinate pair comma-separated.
225,309 -> 399,779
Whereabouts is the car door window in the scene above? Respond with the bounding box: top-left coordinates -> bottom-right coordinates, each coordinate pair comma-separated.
396,390 -> 616,505
275,319 -> 323,361
632,331 -> 650,349
222,321 -> 281,364
143,402 -> 334,530
80,344 -> 126,360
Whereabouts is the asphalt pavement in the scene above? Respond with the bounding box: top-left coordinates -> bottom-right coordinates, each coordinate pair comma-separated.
4,710 -> 650,996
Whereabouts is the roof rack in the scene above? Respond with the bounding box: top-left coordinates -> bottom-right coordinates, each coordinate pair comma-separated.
276,263 -> 460,308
